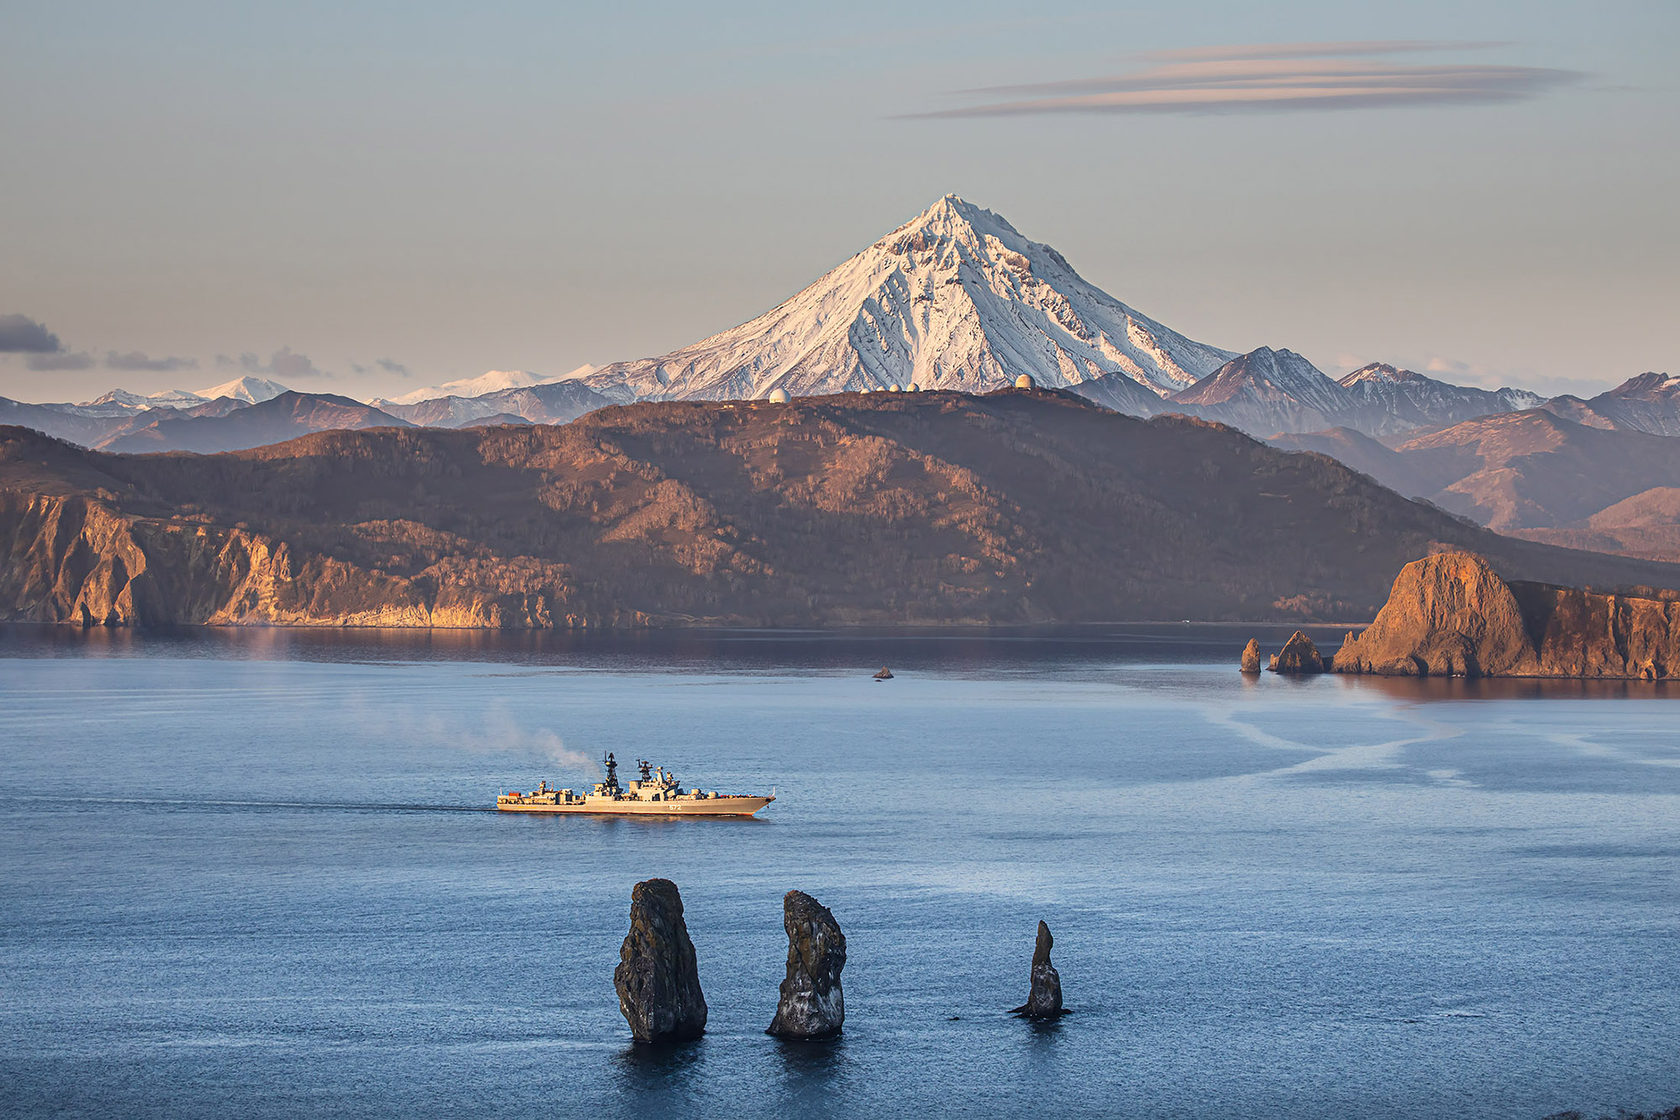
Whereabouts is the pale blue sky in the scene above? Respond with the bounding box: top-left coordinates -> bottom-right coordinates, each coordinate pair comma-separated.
0,0 -> 1674,401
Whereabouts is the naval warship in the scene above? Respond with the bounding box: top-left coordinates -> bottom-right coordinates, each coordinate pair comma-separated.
496,754 -> 774,817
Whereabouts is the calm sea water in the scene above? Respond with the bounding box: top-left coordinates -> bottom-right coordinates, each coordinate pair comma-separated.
2,624 -> 1678,1119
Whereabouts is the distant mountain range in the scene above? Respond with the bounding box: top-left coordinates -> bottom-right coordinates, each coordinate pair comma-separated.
1273,409 -> 1680,562
7,390 -> 1678,629
0,196 -> 1669,549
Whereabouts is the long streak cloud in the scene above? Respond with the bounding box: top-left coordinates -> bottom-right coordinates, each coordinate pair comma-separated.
909,41 -> 1580,118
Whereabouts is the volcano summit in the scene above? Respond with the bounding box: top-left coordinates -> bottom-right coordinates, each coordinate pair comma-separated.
566,195 -> 1237,403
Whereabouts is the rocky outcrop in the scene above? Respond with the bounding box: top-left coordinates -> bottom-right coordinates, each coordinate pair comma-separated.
767,890 -> 846,1040
1267,630 -> 1326,673
1335,552 -> 1680,678
1010,920 -> 1067,1019
613,879 -> 707,1044
1240,638 -> 1261,673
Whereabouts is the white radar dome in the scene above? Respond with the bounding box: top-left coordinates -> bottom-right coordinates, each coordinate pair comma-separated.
767,388 -> 790,403
1014,373 -> 1036,390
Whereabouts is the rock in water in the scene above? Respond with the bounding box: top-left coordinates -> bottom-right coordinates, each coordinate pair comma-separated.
1334,551 -> 1680,679
1267,630 -> 1326,673
1240,638 -> 1261,674
766,890 -> 846,1039
1010,920 -> 1066,1019
613,878 -> 707,1044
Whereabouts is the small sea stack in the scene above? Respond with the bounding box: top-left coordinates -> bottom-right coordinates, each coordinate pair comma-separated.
767,890 -> 846,1040
873,666 -> 894,680
1240,638 -> 1261,674
1010,920 -> 1068,1020
1267,630 -> 1326,674
613,878 -> 707,1044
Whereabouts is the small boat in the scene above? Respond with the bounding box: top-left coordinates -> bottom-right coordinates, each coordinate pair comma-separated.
873,666 -> 894,680
497,754 -> 774,817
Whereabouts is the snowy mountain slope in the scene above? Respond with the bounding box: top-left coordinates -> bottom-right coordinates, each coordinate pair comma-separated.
569,195 -> 1237,402
377,380 -> 614,427
1540,372 -> 1680,436
85,376 -> 289,411
382,366 -> 595,407
88,387 -> 208,409
1066,371 -> 1167,416
1337,364 -> 1539,436
1170,347 -> 1350,435
192,376 -> 290,404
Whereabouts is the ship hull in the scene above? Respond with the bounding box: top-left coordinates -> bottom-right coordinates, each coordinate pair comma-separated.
497,795 -> 773,817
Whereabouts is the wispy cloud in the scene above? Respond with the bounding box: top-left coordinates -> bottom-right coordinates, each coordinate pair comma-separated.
217,346 -> 332,380
0,314 -> 64,354
105,350 -> 199,373
908,41 -> 1580,118
26,350 -> 95,371
355,357 -> 412,378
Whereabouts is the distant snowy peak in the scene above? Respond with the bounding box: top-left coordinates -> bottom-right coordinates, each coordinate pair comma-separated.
192,376 -> 290,404
80,377 -> 286,411
1176,347 -> 1345,416
87,387 -> 206,409
573,193 -> 1237,403
383,366 -> 595,407
1542,370 -> 1680,437
1335,363 -> 1541,435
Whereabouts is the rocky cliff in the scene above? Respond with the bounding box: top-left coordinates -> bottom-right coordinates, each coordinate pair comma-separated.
1333,552 -> 1680,679
6,391 -> 1680,629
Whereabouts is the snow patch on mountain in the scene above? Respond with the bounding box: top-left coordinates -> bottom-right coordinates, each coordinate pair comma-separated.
192,376 -> 291,404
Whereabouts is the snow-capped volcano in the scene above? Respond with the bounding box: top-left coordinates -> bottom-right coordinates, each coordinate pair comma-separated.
570,194 -> 1235,402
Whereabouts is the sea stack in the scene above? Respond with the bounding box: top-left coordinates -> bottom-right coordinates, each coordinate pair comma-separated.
767,890 -> 846,1040
613,878 -> 707,1044
1010,920 -> 1067,1019
1267,630 -> 1326,674
1240,638 -> 1261,674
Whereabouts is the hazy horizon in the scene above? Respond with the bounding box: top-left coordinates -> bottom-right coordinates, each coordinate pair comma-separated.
1,1 -> 1674,404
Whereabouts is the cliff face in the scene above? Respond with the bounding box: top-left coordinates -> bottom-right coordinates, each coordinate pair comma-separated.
1333,552 -> 1680,679
5,392 -> 1680,629
0,491 -> 606,628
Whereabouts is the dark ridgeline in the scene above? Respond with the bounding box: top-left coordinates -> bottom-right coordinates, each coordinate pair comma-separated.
5,389 -> 1680,629
1010,920 -> 1068,1020
613,878 -> 707,1044
766,891 -> 846,1040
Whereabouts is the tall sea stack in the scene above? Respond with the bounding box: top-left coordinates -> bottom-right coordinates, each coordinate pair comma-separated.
1241,638 -> 1261,674
1010,920 -> 1067,1019
613,878 -> 707,1043
767,890 -> 846,1040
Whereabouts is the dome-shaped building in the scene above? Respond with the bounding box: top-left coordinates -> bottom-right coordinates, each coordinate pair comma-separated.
766,387 -> 790,403
1014,373 -> 1036,390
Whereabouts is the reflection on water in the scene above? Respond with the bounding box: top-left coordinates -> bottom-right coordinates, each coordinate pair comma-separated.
0,621 -> 1350,673
1341,673 -> 1680,702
